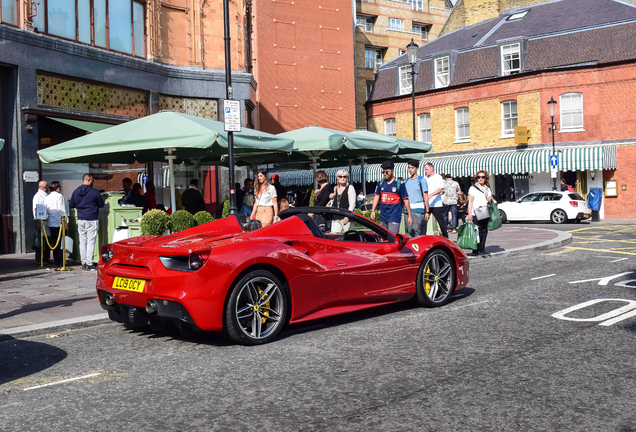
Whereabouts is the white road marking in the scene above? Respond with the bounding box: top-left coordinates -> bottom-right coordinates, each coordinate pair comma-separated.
611,257 -> 629,263
23,373 -> 101,391
531,274 -> 556,280
569,271 -> 634,286
594,256 -> 616,259
448,300 -> 489,311
552,299 -> 636,323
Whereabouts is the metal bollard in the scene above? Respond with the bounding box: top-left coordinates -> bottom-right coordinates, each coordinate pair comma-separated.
56,216 -> 73,272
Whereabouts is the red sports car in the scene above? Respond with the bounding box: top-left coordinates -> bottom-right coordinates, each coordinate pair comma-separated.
97,207 -> 469,345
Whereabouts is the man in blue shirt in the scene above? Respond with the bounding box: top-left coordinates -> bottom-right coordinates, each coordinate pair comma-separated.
403,159 -> 429,237
371,161 -> 412,235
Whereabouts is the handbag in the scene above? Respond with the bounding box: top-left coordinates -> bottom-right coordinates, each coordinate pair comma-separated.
474,205 -> 490,221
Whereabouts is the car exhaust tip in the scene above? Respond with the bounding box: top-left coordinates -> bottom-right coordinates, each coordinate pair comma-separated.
146,300 -> 158,314
105,294 -> 116,306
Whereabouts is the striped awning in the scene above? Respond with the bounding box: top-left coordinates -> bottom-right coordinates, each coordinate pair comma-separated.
426,145 -> 616,178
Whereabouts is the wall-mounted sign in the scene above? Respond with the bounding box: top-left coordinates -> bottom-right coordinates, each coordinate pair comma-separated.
35,204 -> 47,220
23,171 -> 39,182
606,180 -> 618,197
622,184 -> 627,191
514,126 -> 531,144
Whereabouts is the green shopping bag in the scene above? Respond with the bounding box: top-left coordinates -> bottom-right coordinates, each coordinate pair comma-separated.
488,202 -> 503,231
32,230 -> 41,250
456,221 -> 478,250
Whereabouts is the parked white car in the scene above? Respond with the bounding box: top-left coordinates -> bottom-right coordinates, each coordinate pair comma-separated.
498,191 -> 591,224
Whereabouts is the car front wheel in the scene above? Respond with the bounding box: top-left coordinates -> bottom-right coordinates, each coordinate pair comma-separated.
499,209 -> 507,223
551,209 -> 567,224
416,249 -> 456,307
225,270 -> 287,345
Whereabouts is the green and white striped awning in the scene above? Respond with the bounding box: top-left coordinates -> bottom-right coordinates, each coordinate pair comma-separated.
426,146 -> 616,178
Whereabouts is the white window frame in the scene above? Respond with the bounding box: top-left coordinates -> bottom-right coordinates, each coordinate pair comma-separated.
455,108 -> 470,141
365,48 -> 382,69
412,25 -> 429,41
399,66 -> 412,95
418,113 -> 431,143
384,118 -> 396,137
435,56 -> 450,88
559,92 -> 584,131
388,18 -> 404,31
501,43 -> 521,76
357,16 -> 374,33
411,0 -> 424,11
501,100 -> 518,137
366,81 -> 373,101
398,49 -> 406,56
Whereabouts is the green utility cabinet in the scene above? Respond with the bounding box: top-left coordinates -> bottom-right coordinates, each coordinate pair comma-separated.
68,193 -> 143,264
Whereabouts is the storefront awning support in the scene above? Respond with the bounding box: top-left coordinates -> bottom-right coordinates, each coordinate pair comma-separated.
165,148 -> 177,212
310,156 -> 320,189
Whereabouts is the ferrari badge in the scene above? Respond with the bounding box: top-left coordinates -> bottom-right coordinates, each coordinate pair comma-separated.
412,244 -> 419,251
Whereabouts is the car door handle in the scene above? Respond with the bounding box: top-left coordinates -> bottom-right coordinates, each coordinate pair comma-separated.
334,261 -> 347,266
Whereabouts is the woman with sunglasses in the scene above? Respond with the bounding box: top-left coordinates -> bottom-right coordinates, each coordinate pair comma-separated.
467,170 -> 494,255
329,169 -> 356,233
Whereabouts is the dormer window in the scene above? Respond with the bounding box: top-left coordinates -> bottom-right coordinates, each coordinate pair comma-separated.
435,56 -> 450,88
399,66 -> 412,95
501,43 -> 521,76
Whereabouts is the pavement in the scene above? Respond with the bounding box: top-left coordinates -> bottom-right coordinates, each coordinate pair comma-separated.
0,221 -> 624,340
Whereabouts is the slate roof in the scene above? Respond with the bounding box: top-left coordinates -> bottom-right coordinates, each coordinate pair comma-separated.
368,0 -> 636,103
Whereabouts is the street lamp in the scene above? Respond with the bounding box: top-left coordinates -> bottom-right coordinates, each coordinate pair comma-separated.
407,38 -> 419,141
547,96 -> 558,191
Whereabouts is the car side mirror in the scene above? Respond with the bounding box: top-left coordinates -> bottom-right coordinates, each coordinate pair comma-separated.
395,233 -> 407,247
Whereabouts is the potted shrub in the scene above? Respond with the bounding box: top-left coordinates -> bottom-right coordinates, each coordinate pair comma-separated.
140,209 -> 170,236
170,210 -> 196,233
194,210 -> 214,226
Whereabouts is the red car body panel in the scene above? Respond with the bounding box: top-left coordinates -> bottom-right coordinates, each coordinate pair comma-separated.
96,212 -> 469,332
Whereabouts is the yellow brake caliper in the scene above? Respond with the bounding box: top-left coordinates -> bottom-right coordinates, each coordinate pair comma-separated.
257,287 -> 271,324
425,265 -> 431,295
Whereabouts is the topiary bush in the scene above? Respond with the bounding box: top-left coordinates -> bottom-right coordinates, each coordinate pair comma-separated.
140,209 -> 170,235
194,210 -> 214,226
222,198 -> 230,218
170,210 -> 196,233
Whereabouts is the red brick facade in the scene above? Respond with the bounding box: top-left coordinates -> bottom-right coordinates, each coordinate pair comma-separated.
604,145 -> 636,219
252,0 -> 356,133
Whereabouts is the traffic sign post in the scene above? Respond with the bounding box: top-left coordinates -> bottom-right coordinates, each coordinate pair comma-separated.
550,154 -> 558,167
224,100 -> 241,132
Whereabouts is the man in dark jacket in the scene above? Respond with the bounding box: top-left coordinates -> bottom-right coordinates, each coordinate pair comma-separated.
271,174 -> 287,206
69,173 -> 104,271
180,179 -> 205,214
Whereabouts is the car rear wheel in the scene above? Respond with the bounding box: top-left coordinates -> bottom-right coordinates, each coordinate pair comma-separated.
551,209 -> 567,224
416,249 -> 455,307
225,270 -> 287,345
499,209 -> 507,223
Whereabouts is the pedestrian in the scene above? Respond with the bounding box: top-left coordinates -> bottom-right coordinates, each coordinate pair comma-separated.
443,174 -> 461,233
271,174 -> 287,204
32,180 -> 50,263
330,169 -> 356,233
236,178 -> 253,208
239,193 -> 254,217
403,159 -> 429,237
371,161 -> 412,235
312,170 -> 332,230
561,179 -> 574,192
423,162 -> 448,238
127,183 -> 148,213
121,177 -> 133,204
356,189 -> 365,209
251,169 -> 279,227
181,179 -> 206,214
69,173 -> 105,270
44,181 -> 68,266
279,198 -> 290,212
467,170 -> 494,256
145,182 -> 157,210
456,191 -> 468,226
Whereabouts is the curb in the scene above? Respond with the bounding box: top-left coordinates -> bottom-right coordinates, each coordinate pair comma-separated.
0,313 -> 111,342
467,227 -> 572,263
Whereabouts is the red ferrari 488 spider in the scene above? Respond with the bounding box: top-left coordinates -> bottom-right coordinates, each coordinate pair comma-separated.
97,207 -> 469,345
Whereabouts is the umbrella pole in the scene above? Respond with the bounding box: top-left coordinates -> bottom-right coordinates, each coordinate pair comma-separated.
310,156 -> 319,190
165,148 -> 177,213
359,155 -> 367,196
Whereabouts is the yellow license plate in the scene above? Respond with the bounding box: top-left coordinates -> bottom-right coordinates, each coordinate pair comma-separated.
112,277 -> 146,292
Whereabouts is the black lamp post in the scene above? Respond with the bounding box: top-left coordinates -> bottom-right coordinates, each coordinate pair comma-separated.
223,0 -> 237,215
407,38 -> 419,141
547,96 -> 558,191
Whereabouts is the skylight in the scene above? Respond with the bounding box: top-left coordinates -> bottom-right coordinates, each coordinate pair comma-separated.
507,10 -> 529,21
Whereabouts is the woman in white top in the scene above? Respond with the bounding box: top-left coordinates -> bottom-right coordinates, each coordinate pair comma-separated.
251,169 -> 278,227
467,170 -> 494,256
44,181 -> 68,265
329,169 -> 356,233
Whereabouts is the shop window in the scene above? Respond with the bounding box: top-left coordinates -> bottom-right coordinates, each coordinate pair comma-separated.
399,66 -> 412,95
0,0 -> 18,25
418,113 -> 431,143
501,100 -> 518,137
560,92 -> 583,131
435,56 -> 449,88
384,118 -> 396,137
455,108 -> 469,141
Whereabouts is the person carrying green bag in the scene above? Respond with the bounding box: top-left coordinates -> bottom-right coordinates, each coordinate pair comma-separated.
488,202 -> 503,230
467,170 -> 494,256
456,220 -> 479,251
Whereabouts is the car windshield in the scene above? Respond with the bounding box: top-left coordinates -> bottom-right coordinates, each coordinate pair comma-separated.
568,193 -> 585,201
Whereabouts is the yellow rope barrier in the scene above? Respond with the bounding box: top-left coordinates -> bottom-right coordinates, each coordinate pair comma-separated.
43,221 -> 63,250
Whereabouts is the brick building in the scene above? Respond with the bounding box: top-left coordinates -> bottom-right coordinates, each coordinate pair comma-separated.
0,0 -> 255,253
354,0 -> 453,129
366,0 -> 636,219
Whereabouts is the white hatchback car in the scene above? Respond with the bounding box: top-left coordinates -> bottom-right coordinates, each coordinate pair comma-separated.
498,191 -> 591,224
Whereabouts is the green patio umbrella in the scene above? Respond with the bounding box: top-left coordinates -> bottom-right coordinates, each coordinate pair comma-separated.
37,111 -> 294,211
349,130 -> 433,154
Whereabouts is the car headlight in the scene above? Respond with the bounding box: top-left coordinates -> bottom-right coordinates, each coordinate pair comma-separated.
101,246 -> 114,263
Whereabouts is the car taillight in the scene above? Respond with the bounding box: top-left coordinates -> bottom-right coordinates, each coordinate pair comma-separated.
569,201 -> 578,207
101,245 -> 114,263
189,250 -> 210,270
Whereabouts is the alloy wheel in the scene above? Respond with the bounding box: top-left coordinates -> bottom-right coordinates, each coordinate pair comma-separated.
234,276 -> 284,340
551,209 -> 567,224
421,252 -> 453,304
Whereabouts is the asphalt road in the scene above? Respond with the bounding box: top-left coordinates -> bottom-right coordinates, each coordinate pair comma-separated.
2,224 -> 636,431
